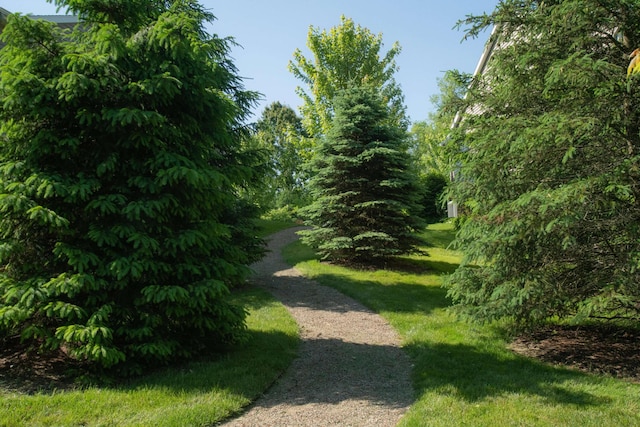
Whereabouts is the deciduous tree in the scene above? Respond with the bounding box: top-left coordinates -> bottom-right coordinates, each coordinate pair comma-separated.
251,102 -> 312,210
410,71 -> 470,221
289,15 -> 406,138
410,70 -> 470,178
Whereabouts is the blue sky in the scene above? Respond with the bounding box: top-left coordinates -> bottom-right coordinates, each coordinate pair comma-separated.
3,0 -> 500,123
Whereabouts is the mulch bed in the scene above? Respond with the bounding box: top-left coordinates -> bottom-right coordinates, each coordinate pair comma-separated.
509,325 -> 640,382
0,335 -> 88,394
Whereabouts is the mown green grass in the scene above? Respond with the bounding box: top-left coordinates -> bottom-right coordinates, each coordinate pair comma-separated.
254,217 -> 298,237
0,287 -> 299,427
283,222 -> 640,427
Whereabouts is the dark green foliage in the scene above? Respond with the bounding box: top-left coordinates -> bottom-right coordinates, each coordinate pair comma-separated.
301,87 -> 424,264
0,0 -> 263,374
445,0 -> 640,328
420,172 -> 447,223
249,102 -> 311,211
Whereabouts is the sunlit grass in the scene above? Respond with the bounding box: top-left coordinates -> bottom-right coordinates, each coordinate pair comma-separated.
5,220 -> 638,426
284,221 -> 640,427
254,217 -> 298,237
0,287 -> 299,427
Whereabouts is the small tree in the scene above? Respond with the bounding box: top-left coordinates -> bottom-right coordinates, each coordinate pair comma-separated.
301,87 -> 423,264
420,172 -> 448,223
0,0 -> 262,374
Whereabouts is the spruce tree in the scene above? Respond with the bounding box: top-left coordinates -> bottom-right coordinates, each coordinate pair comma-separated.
301,87 -> 423,264
446,0 -> 640,327
0,0 -> 262,374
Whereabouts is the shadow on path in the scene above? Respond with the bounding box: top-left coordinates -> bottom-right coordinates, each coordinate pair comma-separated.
222,227 -> 414,426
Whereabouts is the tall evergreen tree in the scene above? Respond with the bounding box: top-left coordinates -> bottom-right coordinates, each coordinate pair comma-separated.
0,0 -> 262,373
445,0 -> 640,327
301,87 -> 423,264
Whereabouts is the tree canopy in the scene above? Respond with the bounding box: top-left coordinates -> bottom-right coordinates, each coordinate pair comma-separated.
301,87 -> 423,264
289,15 -> 406,138
250,102 -> 312,210
445,0 -> 640,327
0,0 -> 262,374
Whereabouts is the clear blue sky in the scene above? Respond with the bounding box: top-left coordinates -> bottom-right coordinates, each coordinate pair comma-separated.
3,0 -> 500,123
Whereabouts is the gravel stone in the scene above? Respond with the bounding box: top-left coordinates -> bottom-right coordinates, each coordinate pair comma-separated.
222,227 -> 414,426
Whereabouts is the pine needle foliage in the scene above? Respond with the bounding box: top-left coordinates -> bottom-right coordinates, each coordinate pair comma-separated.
445,0 -> 640,328
0,0 -> 263,374
301,87 -> 423,264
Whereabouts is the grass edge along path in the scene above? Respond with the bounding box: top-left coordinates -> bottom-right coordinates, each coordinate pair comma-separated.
283,222 -> 640,427
0,286 -> 299,427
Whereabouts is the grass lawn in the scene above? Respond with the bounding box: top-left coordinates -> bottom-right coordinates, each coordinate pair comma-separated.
254,217 -> 299,237
0,213 -> 300,427
0,286 -> 299,427
283,222 -> 640,427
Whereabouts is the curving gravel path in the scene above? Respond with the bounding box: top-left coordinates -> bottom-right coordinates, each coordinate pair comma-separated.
222,227 -> 414,427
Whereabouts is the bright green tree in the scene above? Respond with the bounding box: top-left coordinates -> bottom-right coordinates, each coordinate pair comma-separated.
0,0 -> 263,374
445,0 -> 640,328
289,15 -> 406,138
410,70 -> 470,177
301,87 -> 423,264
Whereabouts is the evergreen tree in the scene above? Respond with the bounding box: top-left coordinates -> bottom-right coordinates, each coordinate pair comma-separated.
301,87 -> 423,264
0,0 -> 262,374
445,0 -> 640,327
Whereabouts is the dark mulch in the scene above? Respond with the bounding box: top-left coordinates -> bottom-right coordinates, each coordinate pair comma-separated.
0,335 -> 89,394
326,256 -> 432,274
510,325 -> 640,382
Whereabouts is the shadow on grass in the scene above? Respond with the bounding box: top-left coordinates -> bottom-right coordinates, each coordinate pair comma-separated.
307,272 -> 609,408
406,340 -> 610,407
279,228 -> 610,410
385,257 -> 460,275
420,225 -> 457,249
120,286 -> 299,399
305,273 -> 450,316
132,338 -> 412,411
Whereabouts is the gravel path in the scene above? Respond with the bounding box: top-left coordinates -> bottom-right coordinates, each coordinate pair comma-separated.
222,227 -> 414,427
